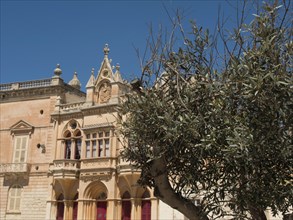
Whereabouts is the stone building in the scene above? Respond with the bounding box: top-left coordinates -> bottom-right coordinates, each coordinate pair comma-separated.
0,45 -> 185,220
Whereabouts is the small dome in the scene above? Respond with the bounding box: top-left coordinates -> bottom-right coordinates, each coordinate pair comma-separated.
69,72 -> 81,90
54,64 -> 62,76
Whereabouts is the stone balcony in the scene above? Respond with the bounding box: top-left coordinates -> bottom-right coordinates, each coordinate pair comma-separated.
117,163 -> 138,174
116,157 -> 139,174
0,163 -> 30,175
79,157 -> 117,181
49,159 -> 80,179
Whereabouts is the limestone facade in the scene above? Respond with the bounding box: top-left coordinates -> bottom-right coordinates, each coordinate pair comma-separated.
0,45 -> 186,220
2,45 -> 287,220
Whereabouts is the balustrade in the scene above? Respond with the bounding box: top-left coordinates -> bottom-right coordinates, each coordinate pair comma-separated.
0,79 -> 52,91
49,159 -> 80,179
0,163 -> 30,174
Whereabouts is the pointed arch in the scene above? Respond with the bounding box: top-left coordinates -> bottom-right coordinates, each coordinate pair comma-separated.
84,181 -> 108,220
122,191 -> 131,220
142,190 -> 150,198
62,120 -> 81,135
117,175 -> 132,198
84,181 -> 108,199
61,120 -> 82,159
56,194 -> 64,220
73,129 -> 81,137
141,190 -> 151,220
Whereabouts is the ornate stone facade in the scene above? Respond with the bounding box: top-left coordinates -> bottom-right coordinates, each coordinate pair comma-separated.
0,45 -> 186,220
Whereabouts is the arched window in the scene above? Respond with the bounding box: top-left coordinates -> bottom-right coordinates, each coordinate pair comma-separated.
122,191 -> 131,220
96,192 -> 107,220
64,132 -> 71,159
56,194 -> 64,220
62,120 -> 82,160
73,194 -> 78,220
7,185 -> 22,212
74,131 -> 81,159
141,190 -> 151,220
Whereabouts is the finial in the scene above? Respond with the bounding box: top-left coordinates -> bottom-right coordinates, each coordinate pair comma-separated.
104,44 -> 110,56
116,63 -> 120,71
54,64 -> 62,76
91,68 -> 95,75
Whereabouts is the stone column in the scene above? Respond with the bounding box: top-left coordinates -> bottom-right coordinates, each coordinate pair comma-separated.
58,140 -> 64,159
131,198 -> 136,220
106,199 -> 114,220
151,198 -> 159,219
64,200 -> 73,220
82,201 -> 90,220
90,200 -> 96,219
135,198 -> 142,220
77,200 -> 84,220
70,139 -> 75,159
47,200 -> 57,220
116,200 -> 122,220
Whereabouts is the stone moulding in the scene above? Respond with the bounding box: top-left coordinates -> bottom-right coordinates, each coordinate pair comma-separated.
79,157 -> 117,182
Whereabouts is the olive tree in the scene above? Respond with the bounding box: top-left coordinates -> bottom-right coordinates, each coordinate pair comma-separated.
119,1 -> 292,219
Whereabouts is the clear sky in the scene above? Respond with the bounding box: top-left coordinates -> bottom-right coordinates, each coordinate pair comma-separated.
1,0 -> 251,91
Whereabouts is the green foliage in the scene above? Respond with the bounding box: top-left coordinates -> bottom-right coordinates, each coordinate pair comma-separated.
119,1 -> 292,219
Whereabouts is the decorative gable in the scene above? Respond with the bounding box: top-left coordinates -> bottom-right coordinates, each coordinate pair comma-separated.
95,44 -> 115,84
85,44 -> 127,105
10,120 -> 34,135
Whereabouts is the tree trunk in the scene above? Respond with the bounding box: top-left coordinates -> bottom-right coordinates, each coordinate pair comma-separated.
249,206 -> 267,220
150,157 -> 209,220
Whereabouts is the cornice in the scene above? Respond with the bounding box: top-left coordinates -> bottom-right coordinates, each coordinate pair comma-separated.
0,84 -> 85,103
81,103 -> 118,116
51,111 -> 84,121
51,103 -> 119,121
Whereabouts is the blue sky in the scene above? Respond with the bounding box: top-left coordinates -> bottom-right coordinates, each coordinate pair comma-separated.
1,0 -> 251,91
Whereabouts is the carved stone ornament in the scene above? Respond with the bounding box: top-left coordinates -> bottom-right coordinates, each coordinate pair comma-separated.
80,173 -> 112,182
98,82 -> 111,103
102,69 -> 109,78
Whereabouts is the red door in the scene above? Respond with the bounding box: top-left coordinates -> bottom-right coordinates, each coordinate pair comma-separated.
141,200 -> 151,220
73,201 -> 78,220
122,200 -> 131,220
97,201 -> 107,220
56,202 -> 64,220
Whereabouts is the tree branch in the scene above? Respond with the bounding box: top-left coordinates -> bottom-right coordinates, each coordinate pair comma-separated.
150,157 -> 209,220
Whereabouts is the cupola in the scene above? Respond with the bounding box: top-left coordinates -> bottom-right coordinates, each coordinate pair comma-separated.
68,72 -> 81,90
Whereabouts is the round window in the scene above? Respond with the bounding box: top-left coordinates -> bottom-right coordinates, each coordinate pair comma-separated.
70,121 -> 77,129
